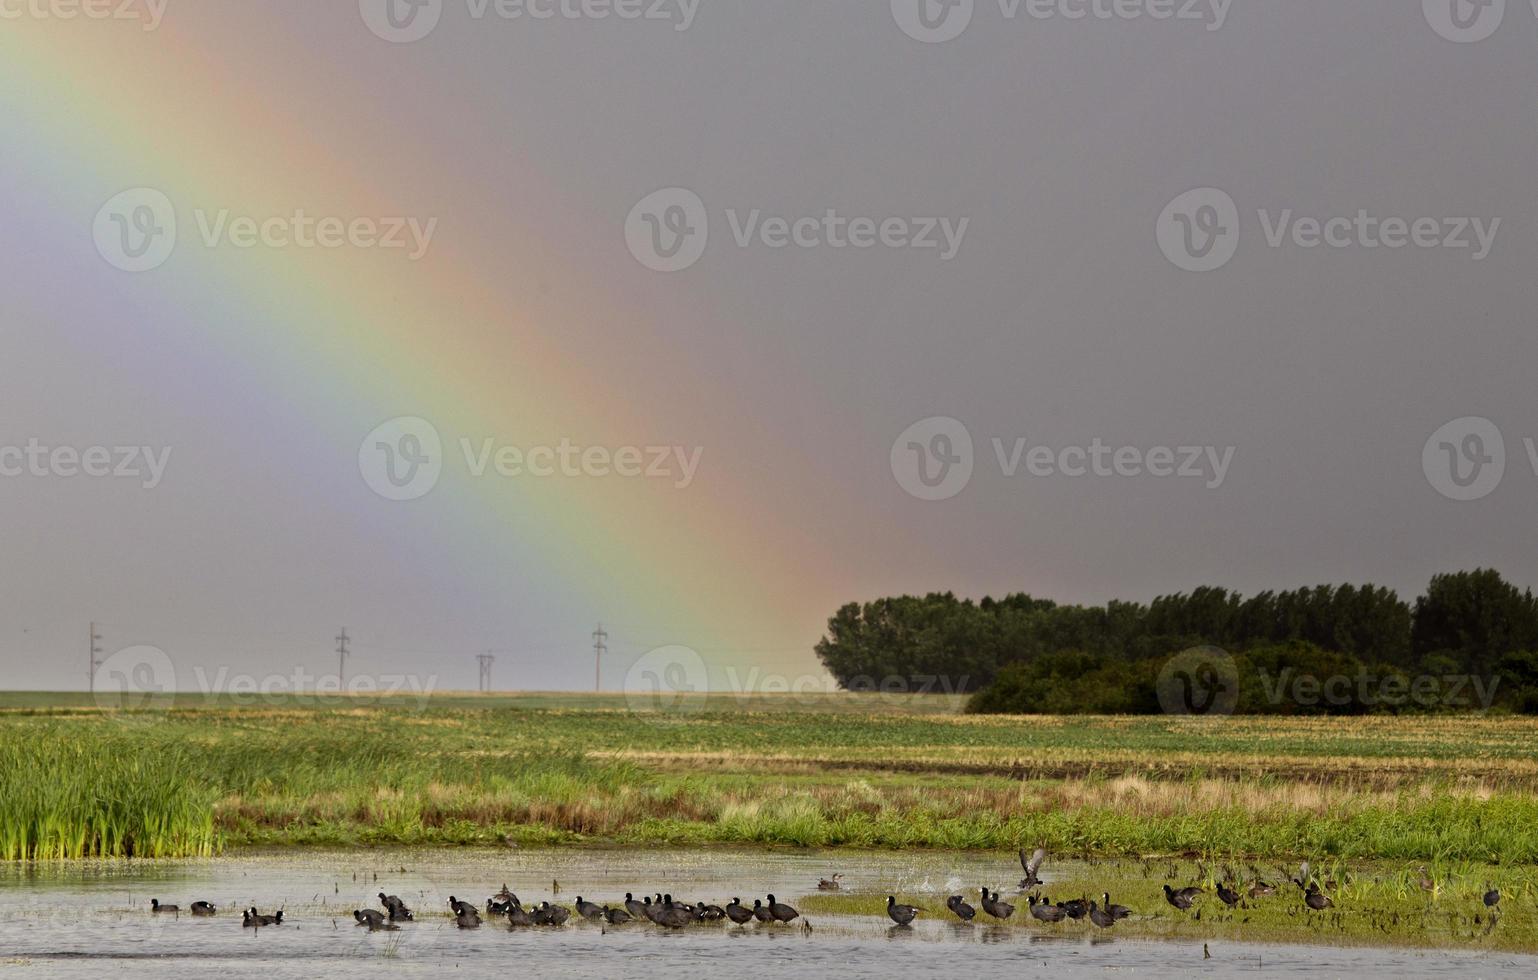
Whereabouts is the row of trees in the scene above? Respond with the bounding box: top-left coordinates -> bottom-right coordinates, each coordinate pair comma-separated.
814,570 -> 1538,714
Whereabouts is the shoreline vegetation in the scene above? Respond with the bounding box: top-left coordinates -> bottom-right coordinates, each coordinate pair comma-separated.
800,859 -> 1538,953
4,693 -> 1538,866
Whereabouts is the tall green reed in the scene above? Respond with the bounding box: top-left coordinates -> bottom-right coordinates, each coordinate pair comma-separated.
0,730 -> 217,860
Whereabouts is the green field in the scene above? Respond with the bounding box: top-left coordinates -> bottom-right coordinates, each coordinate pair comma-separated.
4,691 -> 1538,867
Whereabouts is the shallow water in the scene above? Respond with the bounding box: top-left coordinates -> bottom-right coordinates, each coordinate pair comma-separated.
1,848 -> 1533,978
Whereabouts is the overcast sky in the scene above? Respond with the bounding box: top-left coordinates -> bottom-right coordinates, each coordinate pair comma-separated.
2,0 -> 1536,692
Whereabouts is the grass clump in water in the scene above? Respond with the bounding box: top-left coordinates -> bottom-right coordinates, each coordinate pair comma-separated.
0,730 -> 217,859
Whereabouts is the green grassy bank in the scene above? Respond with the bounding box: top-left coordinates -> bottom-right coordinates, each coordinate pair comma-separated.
3,693 -> 1538,864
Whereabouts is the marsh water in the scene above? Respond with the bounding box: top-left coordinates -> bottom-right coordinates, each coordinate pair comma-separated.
0,848 -> 1533,979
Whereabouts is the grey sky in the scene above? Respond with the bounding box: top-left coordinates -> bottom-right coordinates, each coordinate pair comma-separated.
2,0 -> 1536,691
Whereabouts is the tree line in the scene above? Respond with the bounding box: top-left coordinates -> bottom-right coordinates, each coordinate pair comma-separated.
814,569 -> 1538,714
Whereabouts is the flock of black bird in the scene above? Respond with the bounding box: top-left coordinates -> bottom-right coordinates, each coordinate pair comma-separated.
414,887 -> 809,931
1153,858 -> 1505,928
145,850 -> 1506,935
149,886 -> 808,933
911,851 -> 1137,930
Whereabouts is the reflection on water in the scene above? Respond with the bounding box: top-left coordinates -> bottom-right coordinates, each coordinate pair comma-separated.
0,848 -> 1533,979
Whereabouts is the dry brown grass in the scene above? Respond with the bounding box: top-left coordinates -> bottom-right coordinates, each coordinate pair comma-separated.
591,746 -> 1538,789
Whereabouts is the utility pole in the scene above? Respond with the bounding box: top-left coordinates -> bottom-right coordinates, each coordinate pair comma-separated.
88,621 -> 103,692
477,652 -> 495,693
592,623 -> 607,692
335,627 -> 350,686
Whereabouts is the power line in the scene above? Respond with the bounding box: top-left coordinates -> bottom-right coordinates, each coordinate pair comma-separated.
592,622 -> 607,692
77,617 -> 814,659
57,617 -> 815,695
335,627 -> 350,684
88,621 -> 103,693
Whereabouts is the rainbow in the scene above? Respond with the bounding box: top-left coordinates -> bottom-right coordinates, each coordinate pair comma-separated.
1,10 -> 835,681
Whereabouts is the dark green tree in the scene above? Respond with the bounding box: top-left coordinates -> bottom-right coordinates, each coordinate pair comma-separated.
1412,570 -> 1538,676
